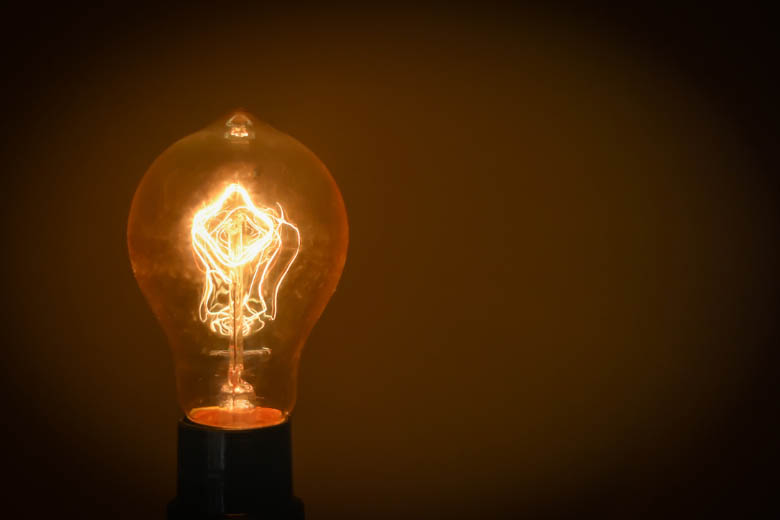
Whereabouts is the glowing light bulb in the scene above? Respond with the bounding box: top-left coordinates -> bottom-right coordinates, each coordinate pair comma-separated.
128,110 -> 348,429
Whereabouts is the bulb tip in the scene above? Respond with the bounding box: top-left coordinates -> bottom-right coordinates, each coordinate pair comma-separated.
223,110 -> 256,141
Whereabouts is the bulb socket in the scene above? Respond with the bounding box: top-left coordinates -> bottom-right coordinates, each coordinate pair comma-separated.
168,417 -> 304,519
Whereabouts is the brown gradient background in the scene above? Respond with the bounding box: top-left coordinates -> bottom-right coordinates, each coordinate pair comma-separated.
0,4 -> 777,519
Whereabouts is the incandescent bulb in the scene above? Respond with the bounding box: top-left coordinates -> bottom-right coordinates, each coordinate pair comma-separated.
128,110 -> 348,430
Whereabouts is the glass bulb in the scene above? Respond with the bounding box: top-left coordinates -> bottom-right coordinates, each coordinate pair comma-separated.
128,110 -> 348,429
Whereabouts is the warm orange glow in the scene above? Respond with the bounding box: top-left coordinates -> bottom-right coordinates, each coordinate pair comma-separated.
189,406 -> 285,429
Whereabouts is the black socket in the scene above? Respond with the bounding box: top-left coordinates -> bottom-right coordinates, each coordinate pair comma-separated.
168,418 -> 304,519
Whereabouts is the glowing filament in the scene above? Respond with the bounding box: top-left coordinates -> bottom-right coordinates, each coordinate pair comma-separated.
191,183 -> 300,338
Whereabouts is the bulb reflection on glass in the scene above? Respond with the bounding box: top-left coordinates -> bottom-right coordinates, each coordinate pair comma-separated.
128,111 -> 348,429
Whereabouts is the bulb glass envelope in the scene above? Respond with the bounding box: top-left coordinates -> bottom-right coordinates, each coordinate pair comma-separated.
128,111 -> 348,429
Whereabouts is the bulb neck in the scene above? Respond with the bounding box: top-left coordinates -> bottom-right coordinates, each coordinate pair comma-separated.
168,417 -> 304,520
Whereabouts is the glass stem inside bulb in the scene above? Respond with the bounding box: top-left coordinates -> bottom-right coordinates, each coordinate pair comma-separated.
229,265 -> 245,389
220,213 -> 256,411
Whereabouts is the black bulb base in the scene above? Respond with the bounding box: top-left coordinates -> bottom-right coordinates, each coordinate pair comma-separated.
168,418 -> 304,520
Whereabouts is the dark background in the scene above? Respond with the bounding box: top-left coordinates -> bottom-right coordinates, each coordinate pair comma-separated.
0,3 -> 777,519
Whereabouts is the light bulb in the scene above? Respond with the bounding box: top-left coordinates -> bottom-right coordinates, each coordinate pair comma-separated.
128,110 -> 348,430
